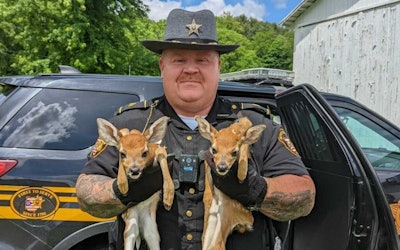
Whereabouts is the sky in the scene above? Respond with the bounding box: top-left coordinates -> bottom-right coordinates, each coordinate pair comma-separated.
142,0 -> 303,24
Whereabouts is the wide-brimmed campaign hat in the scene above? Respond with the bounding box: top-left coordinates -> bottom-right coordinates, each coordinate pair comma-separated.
141,9 -> 239,54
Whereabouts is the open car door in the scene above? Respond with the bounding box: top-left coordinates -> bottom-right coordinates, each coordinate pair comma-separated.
276,84 -> 399,250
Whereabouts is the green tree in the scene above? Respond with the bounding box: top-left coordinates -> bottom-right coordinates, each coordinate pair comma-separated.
261,34 -> 294,70
124,18 -> 163,76
235,15 -> 273,39
217,13 -> 244,35
0,3 -> 295,76
0,0 -> 148,75
217,27 -> 261,73
218,14 -> 294,71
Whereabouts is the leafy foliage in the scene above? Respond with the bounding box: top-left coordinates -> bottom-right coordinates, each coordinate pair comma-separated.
0,1 -> 294,76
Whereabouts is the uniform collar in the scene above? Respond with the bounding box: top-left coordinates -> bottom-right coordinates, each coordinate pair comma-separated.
206,96 -> 238,124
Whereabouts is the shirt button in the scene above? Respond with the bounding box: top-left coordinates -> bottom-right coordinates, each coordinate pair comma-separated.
186,210 -> 193,217
189,188 -> 195,194
186,135 -> 193,141
186,233 -> 193,241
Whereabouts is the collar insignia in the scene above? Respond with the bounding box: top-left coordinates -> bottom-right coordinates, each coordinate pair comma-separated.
186,19 -> 202,36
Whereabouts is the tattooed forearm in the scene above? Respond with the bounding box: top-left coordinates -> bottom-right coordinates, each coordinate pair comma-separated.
76,174 -> 126,218
260,190 -> 315,221
259,175 -> 316,221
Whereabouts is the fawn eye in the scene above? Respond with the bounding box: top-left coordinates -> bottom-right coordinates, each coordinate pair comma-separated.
142,151 -> 148,158
231,150 -> 238,157
211,148 -> 217,155
120,152 -> 126,159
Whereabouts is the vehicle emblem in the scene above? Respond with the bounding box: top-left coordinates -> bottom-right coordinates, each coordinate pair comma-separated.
90,138 -> 108,158
25,195 -> 45,212
278,128 -> 300,157
10,187 -> 60,219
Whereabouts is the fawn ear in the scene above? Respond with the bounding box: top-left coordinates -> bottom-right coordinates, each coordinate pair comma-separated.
195,116 -> 217,141
96,118 -> 120,147
145,116 -> 170,143
243,124 -> 266,145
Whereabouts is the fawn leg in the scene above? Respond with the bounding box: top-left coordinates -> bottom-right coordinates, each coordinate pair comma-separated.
156,146 -> 174,210
220,193 -> 254,241
202,163 -> 221,250
141,193 -> 161,250
122,208 -> 140,250
202,198 -> 223,250
237,144 -> 249,183
117,162 -> 129,195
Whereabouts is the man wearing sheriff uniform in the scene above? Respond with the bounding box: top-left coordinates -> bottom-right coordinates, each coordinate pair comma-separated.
76,8 -> 316,249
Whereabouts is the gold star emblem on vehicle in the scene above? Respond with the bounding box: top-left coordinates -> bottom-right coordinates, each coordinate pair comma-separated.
186,19 -> 202,36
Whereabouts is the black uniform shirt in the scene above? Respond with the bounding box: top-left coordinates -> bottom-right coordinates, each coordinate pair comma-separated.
82,95 -> 309,250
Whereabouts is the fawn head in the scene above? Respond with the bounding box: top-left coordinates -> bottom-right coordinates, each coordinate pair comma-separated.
196,116 -> 266,176
96,116 -> 169,182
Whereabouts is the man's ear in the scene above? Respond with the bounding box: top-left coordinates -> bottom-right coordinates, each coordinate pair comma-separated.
159,55 -> 164,77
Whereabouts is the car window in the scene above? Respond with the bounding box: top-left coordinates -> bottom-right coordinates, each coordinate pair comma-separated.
334,107 -> 400,170
281,100 -> 344,162
0,89 -> 138,150
0,83 -> 17,105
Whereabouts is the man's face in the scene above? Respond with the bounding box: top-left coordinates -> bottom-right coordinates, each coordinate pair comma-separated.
159,49 -> 221,116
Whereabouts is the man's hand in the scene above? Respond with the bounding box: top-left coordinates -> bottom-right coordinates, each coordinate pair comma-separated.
112,164 -> 163,207
205,151 -> 267,210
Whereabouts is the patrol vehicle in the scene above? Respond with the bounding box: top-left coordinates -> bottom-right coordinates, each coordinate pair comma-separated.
0,67 -> 399,249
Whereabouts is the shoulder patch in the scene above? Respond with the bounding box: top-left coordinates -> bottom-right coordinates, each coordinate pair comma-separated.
115,100 -> 154,115
90,138 -> 108,158
278,128 -> 300,157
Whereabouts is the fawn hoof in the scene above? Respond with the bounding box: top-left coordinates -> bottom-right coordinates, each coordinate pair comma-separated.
236,223 -> 253,233
237,176 -> 245,183
163,194 -> 174,211
163,202 -> 172,211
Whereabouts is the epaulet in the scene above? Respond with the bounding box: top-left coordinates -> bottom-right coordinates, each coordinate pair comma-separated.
234,102 -> 271,117
115,99 -> 155,115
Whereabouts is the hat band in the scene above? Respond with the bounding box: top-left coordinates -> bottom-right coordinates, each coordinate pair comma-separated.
166,38 -> 218,45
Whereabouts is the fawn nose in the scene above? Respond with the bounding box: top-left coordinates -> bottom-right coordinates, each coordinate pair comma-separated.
217,163 -> 229,174
127,167 -> 142,179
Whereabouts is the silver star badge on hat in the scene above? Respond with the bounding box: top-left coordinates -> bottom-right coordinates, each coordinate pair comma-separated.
186,19 -> 202,36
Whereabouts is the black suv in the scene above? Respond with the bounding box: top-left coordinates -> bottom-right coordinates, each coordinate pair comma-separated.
1,69 -> 399,249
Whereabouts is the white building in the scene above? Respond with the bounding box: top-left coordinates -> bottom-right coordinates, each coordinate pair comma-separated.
281,0 -> 400,125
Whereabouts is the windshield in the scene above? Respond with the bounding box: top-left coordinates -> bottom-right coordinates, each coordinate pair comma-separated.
334,107 -> 400,170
